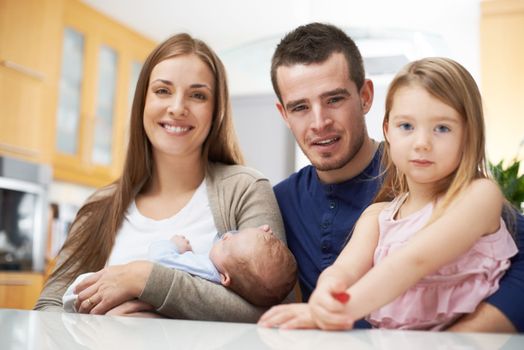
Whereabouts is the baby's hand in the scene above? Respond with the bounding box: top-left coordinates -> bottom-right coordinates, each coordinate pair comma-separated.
258,224 -> 273,234
171,235 -> 192,253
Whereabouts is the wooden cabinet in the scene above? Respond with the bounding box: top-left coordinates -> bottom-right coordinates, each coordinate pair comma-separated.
53,0 -> 155,187
481,0 -> 524,162
1,0 -> 155,186
0,272 -> 44,309
0,0 -> 63,164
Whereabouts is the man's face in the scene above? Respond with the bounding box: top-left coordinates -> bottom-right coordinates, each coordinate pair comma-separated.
275,52 -> 373,175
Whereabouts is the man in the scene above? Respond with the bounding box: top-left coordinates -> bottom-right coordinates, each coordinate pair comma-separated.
264,22 -> 524,331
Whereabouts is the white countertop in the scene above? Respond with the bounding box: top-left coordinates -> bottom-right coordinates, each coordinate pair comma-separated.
1,309 -> 523,349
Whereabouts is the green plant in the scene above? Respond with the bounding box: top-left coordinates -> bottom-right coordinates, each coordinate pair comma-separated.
489,159 -> 524,212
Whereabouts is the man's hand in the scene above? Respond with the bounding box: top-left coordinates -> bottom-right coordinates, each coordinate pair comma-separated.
258,303 -> 317,329
448,302 -> 516,333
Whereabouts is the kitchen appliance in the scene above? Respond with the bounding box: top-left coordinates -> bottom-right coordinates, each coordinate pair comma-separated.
0,156 -> 51,272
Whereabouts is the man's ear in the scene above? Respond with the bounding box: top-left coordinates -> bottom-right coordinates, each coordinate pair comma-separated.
276,102 -> 291,128
360,79 -> 374,114
220,272 -> 231,286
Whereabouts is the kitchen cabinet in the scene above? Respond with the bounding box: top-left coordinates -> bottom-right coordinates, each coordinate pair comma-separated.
0,272 -> 44,309
53,0 -> 156,187
481,0 -> 524,162
1,0 -> 155,186
0,0 -> 63,164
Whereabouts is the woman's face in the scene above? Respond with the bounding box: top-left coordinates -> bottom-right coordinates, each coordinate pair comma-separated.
143,54 -> 215,161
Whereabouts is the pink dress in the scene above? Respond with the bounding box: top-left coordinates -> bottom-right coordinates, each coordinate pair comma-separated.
367,194 -> 518,330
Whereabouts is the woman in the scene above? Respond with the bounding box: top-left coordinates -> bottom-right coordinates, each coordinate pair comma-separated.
35,33 -> 285,322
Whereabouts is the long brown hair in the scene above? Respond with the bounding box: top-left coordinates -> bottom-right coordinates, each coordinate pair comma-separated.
375,57 -> 487,215
50,33 -> 244,281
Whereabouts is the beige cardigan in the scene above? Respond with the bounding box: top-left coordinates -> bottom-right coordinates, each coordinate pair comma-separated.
34,163 -> 286,322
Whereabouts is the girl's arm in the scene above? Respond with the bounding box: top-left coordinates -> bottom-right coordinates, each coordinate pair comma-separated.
259,202 -> 385,329
309,202 -> 385,330
342,179 -> 504,324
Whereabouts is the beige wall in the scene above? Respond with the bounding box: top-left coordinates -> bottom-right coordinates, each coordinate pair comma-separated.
481,0 -> 524,163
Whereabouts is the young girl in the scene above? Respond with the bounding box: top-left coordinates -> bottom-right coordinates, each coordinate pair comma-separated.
263,57 -> 518,330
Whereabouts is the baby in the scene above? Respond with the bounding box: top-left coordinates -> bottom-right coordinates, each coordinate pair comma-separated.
63,226 -> 297,310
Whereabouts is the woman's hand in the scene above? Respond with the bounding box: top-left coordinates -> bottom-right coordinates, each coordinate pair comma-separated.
309,277 -> 354,331
258,303 -> 316,329
105,300 -> 164,318
74,260 -> 153,315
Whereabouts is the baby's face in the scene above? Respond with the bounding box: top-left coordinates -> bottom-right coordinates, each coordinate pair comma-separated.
209,226 -> 272,273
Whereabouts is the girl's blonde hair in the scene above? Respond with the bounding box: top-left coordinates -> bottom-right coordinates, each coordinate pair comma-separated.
375,57 -> 487,217
50,33 -> 244,281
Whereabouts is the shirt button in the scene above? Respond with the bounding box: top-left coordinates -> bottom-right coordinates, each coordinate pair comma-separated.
329,201 -> 336,209
321,222 -> 329,229
321,242 -> 330,252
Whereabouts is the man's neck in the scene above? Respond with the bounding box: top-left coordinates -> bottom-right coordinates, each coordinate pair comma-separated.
316,137 -> 378,184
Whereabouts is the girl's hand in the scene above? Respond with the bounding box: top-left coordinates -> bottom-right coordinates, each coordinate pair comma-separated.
309,278 -> 354,330
74,261 -> 153,315
258,303 -> 316,329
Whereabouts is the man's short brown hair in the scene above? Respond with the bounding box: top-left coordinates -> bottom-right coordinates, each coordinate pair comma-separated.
270,22 -> 365,104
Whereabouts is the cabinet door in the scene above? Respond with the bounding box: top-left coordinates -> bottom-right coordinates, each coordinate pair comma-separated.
0,272 -> 44,309
52,0 -> 155,187
0,0 -> 63,163
0,67 -> 45,160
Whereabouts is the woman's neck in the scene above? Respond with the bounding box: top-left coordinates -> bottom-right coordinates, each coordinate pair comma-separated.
144,152 -> 206,197
135,152 -> 207,220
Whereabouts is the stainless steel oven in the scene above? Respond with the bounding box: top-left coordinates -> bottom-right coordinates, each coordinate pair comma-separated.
0,157 -> 51,272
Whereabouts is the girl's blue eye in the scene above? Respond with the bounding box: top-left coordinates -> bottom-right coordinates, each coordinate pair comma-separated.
399,123 -> 413,131
435,125 -> 450,133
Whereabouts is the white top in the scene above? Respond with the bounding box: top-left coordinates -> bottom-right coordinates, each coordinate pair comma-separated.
63,180 -> 218,312
107,179 -> 217,265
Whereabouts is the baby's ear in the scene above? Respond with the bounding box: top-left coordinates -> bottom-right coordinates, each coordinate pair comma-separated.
220,273 -> 231,286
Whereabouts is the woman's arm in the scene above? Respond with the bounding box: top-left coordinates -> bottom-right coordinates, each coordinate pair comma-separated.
140,175 -> 281,321
342,179 -> 505,323
34,247 -> 76,312
73,168 -> 285,321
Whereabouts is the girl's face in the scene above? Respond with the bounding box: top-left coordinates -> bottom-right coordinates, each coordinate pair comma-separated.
143,54 -> 215,161
384,84 -> 464,190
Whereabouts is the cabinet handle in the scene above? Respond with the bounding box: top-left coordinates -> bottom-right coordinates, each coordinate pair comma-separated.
0,280 -> 33,286
0,59 -> 45,81
0,142 -> 40,157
